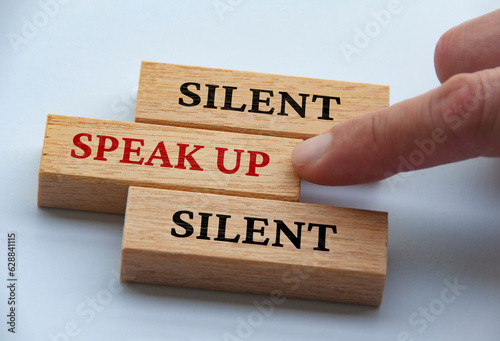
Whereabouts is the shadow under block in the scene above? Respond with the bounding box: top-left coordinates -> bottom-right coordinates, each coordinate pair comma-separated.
135,62 -> 390,139
38,115 -> 301,214
121,187 -> 388,306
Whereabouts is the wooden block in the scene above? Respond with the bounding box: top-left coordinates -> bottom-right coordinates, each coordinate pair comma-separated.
135,62 -> 390,139
38,115 -> 301,214
121,187 -> 388,306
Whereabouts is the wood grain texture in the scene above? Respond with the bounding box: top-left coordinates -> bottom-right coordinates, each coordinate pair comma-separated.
135,62 -> 390,139
121,187 -> 388,306
38,115 -> 301,213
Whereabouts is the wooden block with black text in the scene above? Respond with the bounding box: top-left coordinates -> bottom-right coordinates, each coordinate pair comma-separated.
135,62 -> 390,139
38,115 -> 301,214
120,187 -> 388,306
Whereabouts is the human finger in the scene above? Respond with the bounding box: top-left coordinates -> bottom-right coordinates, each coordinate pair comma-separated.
435,9 -> 500,83
292,67 -> 500,185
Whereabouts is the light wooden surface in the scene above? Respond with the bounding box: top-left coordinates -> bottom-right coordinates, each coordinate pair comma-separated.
135,62 -> 390,139
38,115 -> 301,213
121,187 -> 388,306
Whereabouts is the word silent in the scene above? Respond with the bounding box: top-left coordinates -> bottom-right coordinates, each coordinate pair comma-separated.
121,187 -> 388,305
179,82 -> 340,120
171,210 -> 337,252
135,62 -> 390,139
71,133 -> 270,176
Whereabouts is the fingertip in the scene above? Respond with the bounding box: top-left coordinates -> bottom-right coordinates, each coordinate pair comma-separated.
291,116 -> 390,186
434,9 -> 500,83
434,28 -> 457,83
292,132 -> 333,168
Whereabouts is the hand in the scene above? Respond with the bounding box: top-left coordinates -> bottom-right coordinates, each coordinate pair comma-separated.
292,9 -> 500,186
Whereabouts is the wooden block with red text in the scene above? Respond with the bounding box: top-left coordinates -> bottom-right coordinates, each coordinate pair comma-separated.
135,62 -> 390,139
120,187 -> 388,306
38,115 -> 301,214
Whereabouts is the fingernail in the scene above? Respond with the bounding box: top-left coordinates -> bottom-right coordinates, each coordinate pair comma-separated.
292,132 -> 332,167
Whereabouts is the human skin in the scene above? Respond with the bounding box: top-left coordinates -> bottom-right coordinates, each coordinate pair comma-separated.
292,9 -> 500,186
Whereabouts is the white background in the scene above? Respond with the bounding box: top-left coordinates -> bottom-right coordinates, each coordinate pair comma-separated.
1,1 -> 500,340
